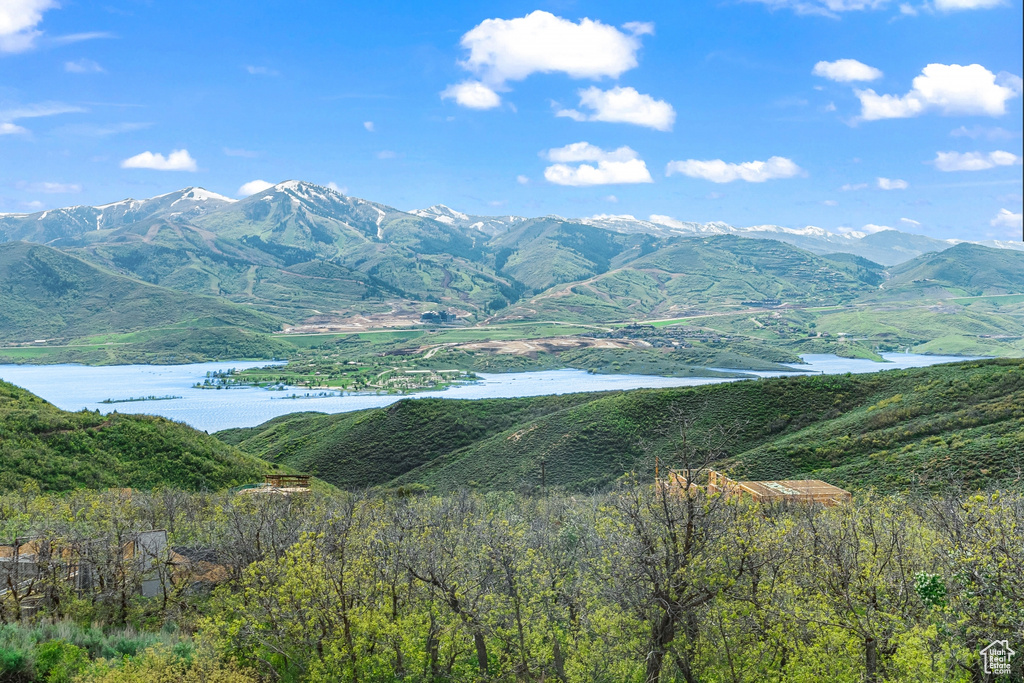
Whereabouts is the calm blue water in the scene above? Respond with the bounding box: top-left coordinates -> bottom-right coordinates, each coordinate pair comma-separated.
0,353 -> 972,432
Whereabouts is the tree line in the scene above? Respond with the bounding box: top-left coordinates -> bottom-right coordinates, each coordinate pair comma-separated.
1,480 -> 1021,682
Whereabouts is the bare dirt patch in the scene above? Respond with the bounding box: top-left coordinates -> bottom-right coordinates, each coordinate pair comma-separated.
456,337 -> 640,355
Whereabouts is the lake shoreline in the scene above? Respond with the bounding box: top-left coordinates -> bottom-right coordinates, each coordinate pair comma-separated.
0,353 -> 981,433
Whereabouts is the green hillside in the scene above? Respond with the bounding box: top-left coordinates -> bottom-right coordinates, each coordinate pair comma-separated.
497,234 -> 884,323
69,189 -> 518,322
0,380 -> 274,492
0,241 -> 281,343
219,358 -> 1024,493
877,242 -> 1024,300
2,186 -> 1022,368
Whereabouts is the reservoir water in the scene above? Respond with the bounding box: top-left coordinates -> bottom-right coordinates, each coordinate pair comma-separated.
0,353 -> 973,432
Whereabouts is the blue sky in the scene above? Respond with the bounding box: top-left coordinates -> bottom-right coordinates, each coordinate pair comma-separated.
1,0 -> 1021,240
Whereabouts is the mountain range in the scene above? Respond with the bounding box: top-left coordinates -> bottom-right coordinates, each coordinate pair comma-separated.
1,181 -> 1022,361
4,182 -> 1021,266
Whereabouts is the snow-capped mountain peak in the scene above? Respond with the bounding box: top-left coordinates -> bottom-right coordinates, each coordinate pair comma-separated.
409,204 -> 527,236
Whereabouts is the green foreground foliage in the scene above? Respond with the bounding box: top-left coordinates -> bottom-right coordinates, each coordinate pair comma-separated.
219,359 -> 1024,493
0,486 -> 1020,682
0,380 -> 273,492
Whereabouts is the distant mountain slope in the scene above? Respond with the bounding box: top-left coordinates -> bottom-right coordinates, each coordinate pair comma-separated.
0,187 -> 235,243
1,185 -> 1021,348
878,243 -> 1024,299
496,234 -> 882,321
0,380 -> 273,492
489,217 -> 655,292
409,204 -> 527,236
219,359 -> 1024,494
68,182 -> 518,321
0,241 -> 280,342
544,214 -> 966,266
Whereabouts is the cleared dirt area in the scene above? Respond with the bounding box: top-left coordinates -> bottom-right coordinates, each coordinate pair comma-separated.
451,336 -> 643,355
281,306 -> 464,334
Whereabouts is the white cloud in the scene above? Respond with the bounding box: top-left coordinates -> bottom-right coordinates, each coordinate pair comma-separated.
812,59 -> 882,82
841,182 -> 868,191
622,21 -> 655,36
900,217 -> 921,226
950,125 -> 1016,140
991,208 -> 1022,229
16,181 -> 82,193
742,0 -> 890,17
54,121 -> 149,137
555,86 -> 675,131
49,32 -> 113,46
604,194 -> 619,202
823,199 -> 839,206
932,150 -> 1021,171
326,182 -> 348,194
0,101 -> 86,121
120,149 -> 198,171
544,160 -> 652,186
460,11 -> 645,83
934,0 -> 1005,10
543,142 -> 639,163
744,0 -> 1003,14
444,11 -> 650,109
877,177 -> 908,189
516,175 -> 530,184
542,142 -> 652,186
376,150 -> 397,159
441,81 -> 502,109
0,0 -> 58,52
363,121 -> 375,132
64,58 -> 104,73
1,101 -> 88,135
856,64 -> 1022,121
237,180 -> 274,196
246,65 -> 279,76
665,156 -> 803,183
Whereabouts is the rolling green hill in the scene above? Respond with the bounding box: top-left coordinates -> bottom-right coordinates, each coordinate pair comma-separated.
0,380 -> 274,492
0,241 -> 281,343
877,242 -> 1024,300
218,358 -> 1024,494
492,234 -> 890,323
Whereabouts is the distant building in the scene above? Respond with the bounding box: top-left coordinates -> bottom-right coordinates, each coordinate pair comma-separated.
420,310 -> 457,324
235,474 -> 312,496
664,469 -> 851,506
1,529 -> 171,611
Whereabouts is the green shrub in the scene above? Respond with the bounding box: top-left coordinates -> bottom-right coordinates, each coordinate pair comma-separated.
33,641 -> 88,683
